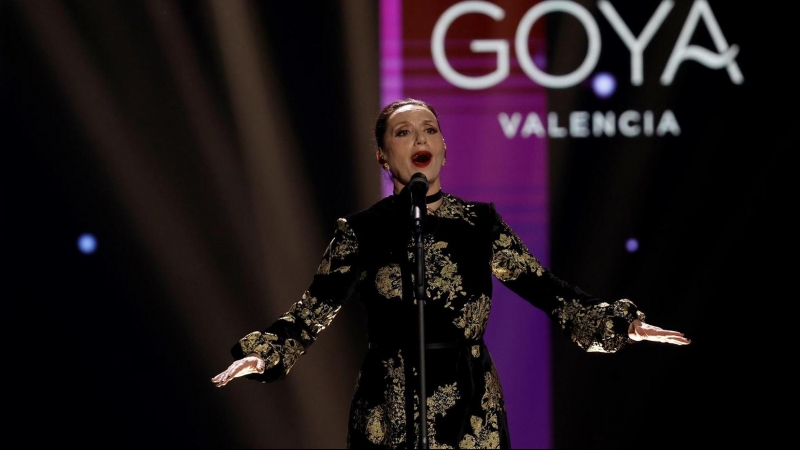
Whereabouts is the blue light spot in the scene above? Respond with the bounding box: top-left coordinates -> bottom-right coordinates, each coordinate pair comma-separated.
78,233 -> 97,254
625,238 -> 639,253
592,72 -> 617,99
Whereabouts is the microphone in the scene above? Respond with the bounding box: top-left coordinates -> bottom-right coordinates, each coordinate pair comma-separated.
408,172 -> 428,233
409,172 -> 429,201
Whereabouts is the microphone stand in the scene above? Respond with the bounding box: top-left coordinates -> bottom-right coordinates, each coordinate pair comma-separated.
409,191 -> 428,449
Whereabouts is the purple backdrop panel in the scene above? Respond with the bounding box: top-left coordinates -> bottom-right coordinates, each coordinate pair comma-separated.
381,1 -> 552,448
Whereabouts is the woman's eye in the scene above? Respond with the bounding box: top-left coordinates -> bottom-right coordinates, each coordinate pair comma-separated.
426,127 -> 438,134
395,130 -> 408,136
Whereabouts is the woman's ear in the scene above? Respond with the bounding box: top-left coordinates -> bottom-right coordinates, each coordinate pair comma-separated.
376,151 -> 389,170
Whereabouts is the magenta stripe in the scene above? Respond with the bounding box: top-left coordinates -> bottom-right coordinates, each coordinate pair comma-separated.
380,0 -> 402,197
380,0 -> 402,108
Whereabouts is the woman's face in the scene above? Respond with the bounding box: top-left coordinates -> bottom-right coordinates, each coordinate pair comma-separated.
378,105 -> 446,194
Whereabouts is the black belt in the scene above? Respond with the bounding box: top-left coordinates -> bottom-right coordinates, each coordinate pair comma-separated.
368,339 -> 483,350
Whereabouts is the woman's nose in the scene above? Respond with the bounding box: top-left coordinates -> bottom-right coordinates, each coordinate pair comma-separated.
415,132 -> 427,145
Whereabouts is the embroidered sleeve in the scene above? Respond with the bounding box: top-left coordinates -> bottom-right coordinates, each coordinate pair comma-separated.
489,206 -> 645,353
231,218 -> 360,381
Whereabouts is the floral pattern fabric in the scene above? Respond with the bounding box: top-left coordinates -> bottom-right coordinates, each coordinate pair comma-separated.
232,192 -> 645,448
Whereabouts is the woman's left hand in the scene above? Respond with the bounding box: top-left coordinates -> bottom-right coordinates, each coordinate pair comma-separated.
628,320 -> 691,345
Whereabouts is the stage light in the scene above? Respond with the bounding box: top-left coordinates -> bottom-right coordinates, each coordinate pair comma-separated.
592,72 -> 616,99
625,237 -> 639,253
78,233 -> 97,254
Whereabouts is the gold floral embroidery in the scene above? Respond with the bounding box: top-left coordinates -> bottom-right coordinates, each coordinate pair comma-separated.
351,356 -> 464,448
459,414 -> 500,449
427,383 -> 460,419
434,195 -> 478,226
237,331 -> 303,373
317,218 -> 358,275
239,331 -> 280,369
375,264 -> 403,300
491,222 -> 544,281
352,353 -> 409,447
614,298 -> 646,323
363,407 -> 388,445
453,294 -> 491,339
471,345 -> 481,358
281,338 -> 303,374
554,296 -> 605,351
552,296 -> 640,353
317,257 -> 331,276
459,367 -> 504,449
410,238 -> 465,309
481,368 -> 503,413
280,291 -> 342,336
425,383 -> 460,449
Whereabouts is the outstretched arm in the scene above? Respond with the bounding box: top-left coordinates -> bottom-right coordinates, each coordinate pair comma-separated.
211,218 -> 360,386
488,204 -> 689,352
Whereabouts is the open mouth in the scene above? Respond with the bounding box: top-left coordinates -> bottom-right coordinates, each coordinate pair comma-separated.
411,151 -> 432,168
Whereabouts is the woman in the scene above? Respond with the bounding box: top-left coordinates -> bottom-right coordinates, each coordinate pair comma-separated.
211,98 -> 690,449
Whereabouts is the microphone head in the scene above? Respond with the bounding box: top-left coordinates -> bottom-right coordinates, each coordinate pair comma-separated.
409,172 -> 428,195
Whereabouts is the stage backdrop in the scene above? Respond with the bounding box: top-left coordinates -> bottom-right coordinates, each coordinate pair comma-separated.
2,0 -> 793,448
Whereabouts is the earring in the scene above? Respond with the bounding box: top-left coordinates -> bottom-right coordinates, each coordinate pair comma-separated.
382,163 -> 390,171
442,158 -> 446,166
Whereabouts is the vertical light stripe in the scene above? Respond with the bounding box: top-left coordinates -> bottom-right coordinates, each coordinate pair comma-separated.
380,0 -> 403,197
208,1 -> 358,447
339,0 -> 383,208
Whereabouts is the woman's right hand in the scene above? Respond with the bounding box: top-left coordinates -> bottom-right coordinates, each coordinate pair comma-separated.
211,354 -> 266,387
627,319 -> 691,345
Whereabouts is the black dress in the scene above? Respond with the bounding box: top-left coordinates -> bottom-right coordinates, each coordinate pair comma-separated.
231,191 -> 645,449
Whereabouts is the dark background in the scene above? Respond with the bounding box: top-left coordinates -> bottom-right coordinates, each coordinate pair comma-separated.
1,1 -> 793,448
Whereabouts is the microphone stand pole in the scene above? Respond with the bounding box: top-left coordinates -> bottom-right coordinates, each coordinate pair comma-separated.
410,194 -> 428,449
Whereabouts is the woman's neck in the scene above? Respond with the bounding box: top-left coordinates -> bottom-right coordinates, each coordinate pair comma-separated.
392,184 -> 444,211
425,189 -> 444,212
394,179 -> 442,196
